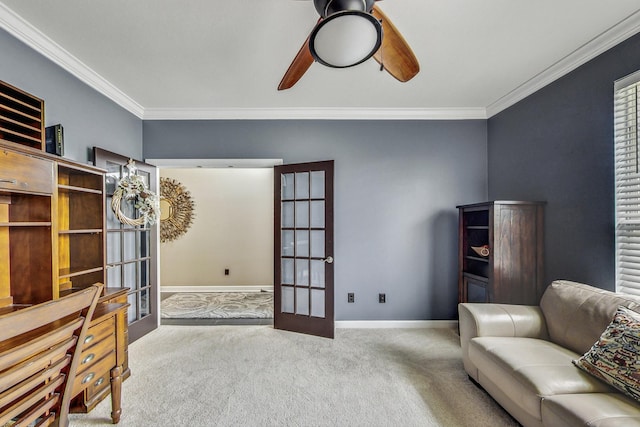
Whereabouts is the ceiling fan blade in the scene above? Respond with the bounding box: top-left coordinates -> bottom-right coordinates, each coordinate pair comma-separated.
371,5 -> 419,82
278,23 -> 320,91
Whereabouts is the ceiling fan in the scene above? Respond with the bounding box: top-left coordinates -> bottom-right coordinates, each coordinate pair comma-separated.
278,0 -> 420,90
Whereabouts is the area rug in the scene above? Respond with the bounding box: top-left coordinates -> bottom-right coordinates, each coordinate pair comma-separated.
161,292 -> 273,319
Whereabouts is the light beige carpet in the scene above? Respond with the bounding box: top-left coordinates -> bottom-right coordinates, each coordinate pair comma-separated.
69,326 -> 518,427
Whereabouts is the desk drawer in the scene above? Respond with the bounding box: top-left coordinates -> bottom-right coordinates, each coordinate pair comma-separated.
82,316 -> 115,350
0,150 -> 53,194
73,350 -> 116,396
78,331 -> 115,374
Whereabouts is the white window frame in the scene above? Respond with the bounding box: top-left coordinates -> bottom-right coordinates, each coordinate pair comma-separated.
615,70 -> 640,296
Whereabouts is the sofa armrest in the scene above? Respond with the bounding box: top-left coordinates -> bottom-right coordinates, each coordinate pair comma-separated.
458,303 -> 549,380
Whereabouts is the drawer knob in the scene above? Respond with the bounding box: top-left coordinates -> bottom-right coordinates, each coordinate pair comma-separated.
81,373 -> 95,384
84,334 -> 94,344
94,377 -> 105,387
82,353 -> 95,364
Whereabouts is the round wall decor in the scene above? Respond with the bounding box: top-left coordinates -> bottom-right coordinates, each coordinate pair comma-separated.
160,177 -> 195,242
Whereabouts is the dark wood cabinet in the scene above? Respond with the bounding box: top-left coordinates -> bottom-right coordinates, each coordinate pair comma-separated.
457,201 -> 544,305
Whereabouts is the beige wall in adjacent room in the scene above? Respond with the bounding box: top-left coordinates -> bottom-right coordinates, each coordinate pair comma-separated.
159,168 -> 274,288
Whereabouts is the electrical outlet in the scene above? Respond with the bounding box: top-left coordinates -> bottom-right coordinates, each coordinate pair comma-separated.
379,293 -> 386,303
348,293 -> 355,303
224,268 -> 230,276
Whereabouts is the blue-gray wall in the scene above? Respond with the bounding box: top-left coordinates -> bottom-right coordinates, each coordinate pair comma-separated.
144,120 -> 488,320
12,15 -> 639,318
0,29 -> 142,162
488,32 -> 640,292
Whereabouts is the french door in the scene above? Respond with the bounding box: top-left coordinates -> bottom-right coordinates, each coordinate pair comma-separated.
94,148 -> 158,342
274,161 -> 334,338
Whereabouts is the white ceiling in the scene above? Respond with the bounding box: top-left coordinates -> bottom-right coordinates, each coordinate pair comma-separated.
2,0 -> 640,120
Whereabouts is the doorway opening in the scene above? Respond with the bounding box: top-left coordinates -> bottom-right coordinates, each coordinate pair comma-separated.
147,158 -> 282,324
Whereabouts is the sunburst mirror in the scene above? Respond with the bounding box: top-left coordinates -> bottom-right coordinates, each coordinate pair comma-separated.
159,177 -> 195,243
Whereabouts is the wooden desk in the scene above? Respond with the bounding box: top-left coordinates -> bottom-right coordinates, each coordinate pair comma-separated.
70,287 -> 130,424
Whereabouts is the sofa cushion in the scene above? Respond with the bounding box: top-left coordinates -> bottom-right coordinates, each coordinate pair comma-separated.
539,280 -> 640,355
573,306 -> 640,402
469,336 -> 613,420
542,393 -> 640,427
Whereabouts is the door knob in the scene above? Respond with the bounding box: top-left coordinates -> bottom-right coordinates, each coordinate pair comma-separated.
324,256 -> 334,264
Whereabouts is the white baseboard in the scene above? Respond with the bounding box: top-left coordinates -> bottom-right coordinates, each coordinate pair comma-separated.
335,320 -> 458,329
161,285 -> 273,293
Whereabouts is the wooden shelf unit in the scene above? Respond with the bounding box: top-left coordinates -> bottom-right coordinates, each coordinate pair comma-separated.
57,164 -> 106,292
0,138 -> 127,423
0,80 -> 45,151
458,201 -> 545,305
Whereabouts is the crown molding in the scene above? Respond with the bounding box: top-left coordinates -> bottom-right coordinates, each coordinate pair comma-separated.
0,3 -> 145,118
486,9 -> 640,118
142,107 -> 488,120
3,2 -> 639,121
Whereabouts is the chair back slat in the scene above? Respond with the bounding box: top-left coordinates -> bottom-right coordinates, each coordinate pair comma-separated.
0,354 -> 70,409
0,284 -> 102,427
0,318 -> 83,370
17,398 -> 57,427
0,374 -> 63,425
1,339 -> 75,393
0,287 -> 99,342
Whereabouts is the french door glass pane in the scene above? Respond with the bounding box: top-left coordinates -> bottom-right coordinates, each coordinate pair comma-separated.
310,230 -> 324,258
311,289 -> 325,318
124,232 -> 136,261
127,293 -> 136,320
282,286 -> 294,313
296,230 -> 309,257
296,259 -> 309,286
124,263 -> 136,289
140,288 -> 150,317
310,201 -> 325,228
140,231 -> 150,257
106,205 -> 120,228
107,265 -> 122,287
295,172 -> 309,198
295,201 -> 309,228
296,288 -> 309,315
310,171 -> 325,198
282,174 -> 295,200
107,232 -> 121,263
282,259 -> 294,285
141,260 -> 150,286
282,230 -> 294,256
282,202 -> 294,227
311,260 -> 325,288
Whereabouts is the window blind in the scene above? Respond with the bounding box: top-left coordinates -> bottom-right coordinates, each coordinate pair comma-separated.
615,71 -> 640,296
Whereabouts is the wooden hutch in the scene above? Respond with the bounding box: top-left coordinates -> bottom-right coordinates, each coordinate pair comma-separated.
457,201 -> 545,305
0,80 -> 128,423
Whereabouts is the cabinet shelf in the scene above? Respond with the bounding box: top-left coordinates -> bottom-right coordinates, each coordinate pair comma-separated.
0,221 -> 52,227
59,266 -> 105,279
465,255 -> 489,263
0,125 -> 41,143
0,81 -> 44,150
59,229 -> 103,235
463,272 -> 489,282
58,184 -> 103,195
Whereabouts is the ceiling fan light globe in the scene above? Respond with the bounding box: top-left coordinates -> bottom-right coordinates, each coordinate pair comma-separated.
309,11 -> 382,68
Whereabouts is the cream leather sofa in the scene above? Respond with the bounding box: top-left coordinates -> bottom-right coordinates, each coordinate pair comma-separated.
458,280 -> 640,426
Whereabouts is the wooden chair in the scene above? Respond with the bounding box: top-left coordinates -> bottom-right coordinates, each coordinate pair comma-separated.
0,284 -> 103,427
